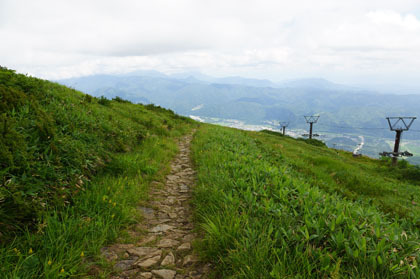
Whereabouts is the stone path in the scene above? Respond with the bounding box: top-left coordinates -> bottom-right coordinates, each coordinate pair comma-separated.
100,132 -> 211,279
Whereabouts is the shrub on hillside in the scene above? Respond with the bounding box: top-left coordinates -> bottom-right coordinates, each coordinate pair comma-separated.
398,165 -> 420,184
261,129 -> 284,137
297,137 -> 327,147
98,96 -> 111,106
112,96 -> 131,103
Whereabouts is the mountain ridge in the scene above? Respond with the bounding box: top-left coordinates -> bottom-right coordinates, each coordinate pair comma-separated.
58,72 -> 420,136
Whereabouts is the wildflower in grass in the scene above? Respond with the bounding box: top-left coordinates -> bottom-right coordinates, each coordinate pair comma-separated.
113,202 -> 116,207
111,214 -> 115,218
13,248 -> 21,255
102,195 -> 107,201
29,248 -> 33,254
81,251 -> 84,257
109,199 -> 112,204
48,260 -> 52,265
60,268 -> 65,273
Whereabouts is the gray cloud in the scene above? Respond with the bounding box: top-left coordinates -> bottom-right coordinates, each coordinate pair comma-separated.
1,0 -> 420,90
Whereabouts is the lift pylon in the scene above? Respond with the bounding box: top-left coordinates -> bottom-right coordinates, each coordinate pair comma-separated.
303,115 -> 320,139
379,117 -> 416,166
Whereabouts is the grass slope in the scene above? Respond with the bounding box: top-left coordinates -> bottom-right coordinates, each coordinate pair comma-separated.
191,125 -> 420,278
257,130 -> 420,221
0,67 -> 195,277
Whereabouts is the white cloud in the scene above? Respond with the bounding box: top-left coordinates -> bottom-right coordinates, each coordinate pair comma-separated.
1,0 -> 420,90
367,10 -> 420,30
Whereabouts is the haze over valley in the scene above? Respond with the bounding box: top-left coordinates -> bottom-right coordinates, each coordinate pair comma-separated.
59,71 -> 420,164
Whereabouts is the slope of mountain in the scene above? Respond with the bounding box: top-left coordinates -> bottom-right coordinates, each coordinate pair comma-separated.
1,68 -> 194,231
0,67 -> 195,277
192,125 -> 420,278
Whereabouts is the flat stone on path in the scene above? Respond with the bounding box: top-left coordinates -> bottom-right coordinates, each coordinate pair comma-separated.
127,247 -> 161,258
161,252 -> 175,266
149,224 -> 175,233
121,269 -> 140,277
152,269 -> 177,279
168,212 -> 178,219
114,259 -> 136,271
177,242 -> 191,251
137,235 -> 157,246
179,184 -> 189,192
136,255 -> 161,268
158,238 -> 180,248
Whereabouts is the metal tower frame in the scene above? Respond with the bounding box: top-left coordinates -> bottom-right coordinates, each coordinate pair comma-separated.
279,121 -> 289,135
380,117 -> 416,166
303,115 -> 320,139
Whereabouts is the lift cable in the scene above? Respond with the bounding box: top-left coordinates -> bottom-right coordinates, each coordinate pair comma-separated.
316,124 -> 420,132
317,124 -> 387,130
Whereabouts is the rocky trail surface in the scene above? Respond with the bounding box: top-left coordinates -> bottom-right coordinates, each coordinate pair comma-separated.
100,132 -> 211,279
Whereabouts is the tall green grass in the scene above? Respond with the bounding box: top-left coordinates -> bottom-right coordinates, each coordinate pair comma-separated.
191,125 -> 420,278
0,67 -> 196,277
255,130 -> 420,221
0,137 -> 178,278
0,66 -> 192,234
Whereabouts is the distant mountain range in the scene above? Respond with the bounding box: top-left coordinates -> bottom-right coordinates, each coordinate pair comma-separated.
58,71 -> 420,139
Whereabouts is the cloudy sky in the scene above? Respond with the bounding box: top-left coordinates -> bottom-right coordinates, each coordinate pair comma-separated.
1,0 -> 420,91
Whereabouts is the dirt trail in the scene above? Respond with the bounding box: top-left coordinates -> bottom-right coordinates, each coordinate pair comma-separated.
100,132 -> 210,279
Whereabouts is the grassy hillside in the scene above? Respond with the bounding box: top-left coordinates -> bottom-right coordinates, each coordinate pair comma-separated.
191,125 -> 420,278
256,130 -> 420,221
3,66 -> 420,278
0,67 -> 195,277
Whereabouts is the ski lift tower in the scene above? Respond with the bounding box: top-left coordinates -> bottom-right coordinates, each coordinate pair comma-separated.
303,115 -> 320,139
379,117 -> 416,166
279,122 -> 289,135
